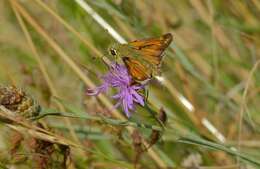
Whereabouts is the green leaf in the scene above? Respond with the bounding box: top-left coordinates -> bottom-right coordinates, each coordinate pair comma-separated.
178,136 -> 260,166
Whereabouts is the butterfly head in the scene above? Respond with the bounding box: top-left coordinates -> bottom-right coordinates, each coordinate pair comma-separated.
108,43 -> 129,63
108,43 -> 120,60
109,47 -> 118,58
110,48 -> 117,56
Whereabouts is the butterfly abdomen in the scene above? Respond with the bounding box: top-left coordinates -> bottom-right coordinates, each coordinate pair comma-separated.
162,33 -> 173,47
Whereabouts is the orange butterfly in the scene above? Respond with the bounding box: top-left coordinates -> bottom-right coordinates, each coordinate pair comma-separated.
109,33 -> 173,82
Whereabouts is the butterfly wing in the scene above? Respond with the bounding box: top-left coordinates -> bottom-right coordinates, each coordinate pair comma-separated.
122,57 -> 152,81
128,33 -> 173,66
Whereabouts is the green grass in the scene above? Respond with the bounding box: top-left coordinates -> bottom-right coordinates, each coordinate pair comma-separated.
0,0 -> 260,168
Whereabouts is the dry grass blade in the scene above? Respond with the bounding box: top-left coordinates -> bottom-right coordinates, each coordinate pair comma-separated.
0,106 -> 82,149
9,0 -> 81,146
189,0 -> 240,59
75,0 -> 127,44
237,59 -> 260,165
33,0 -> 103,59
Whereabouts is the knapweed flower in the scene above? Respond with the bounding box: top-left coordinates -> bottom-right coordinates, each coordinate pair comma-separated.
87,63 -> 145,117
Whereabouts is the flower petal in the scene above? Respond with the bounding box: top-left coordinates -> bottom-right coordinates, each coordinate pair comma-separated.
131,90 -> 145,106
86,82 -> 109,96
122,97 -> 131,117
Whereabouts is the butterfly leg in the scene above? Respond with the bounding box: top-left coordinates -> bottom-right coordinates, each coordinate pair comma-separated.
144,87 -> 149,102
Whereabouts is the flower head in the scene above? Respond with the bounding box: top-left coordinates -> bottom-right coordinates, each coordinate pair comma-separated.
87,63 -> 145,117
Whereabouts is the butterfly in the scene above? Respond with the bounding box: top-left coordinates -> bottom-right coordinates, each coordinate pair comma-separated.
108,33 -> 173,82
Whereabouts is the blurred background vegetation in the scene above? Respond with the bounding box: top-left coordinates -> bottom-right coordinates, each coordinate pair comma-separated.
0,0 -> 260,168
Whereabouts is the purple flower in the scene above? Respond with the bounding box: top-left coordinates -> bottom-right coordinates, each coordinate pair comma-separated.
87,63 -> 145,117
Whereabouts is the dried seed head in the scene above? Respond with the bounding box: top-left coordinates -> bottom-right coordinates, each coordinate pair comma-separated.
0,85 -> 41,118
149,130 -> 160,147
159,108 -> 167,124
131,129 -> 142,146
0,86 -> 24,107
